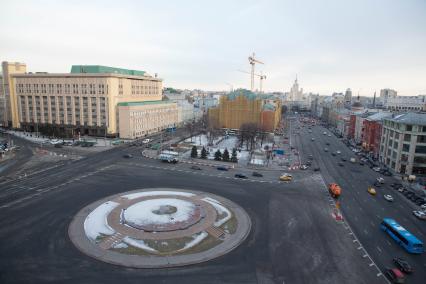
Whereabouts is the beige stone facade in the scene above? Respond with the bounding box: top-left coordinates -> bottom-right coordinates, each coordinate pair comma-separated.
118,101 -> 179,139
2,62 -> 164,137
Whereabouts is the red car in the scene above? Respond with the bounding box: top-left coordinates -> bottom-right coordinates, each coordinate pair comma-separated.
385,268 -> 405,283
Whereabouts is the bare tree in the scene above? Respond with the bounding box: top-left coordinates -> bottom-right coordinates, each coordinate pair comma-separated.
240,122 -> 258,151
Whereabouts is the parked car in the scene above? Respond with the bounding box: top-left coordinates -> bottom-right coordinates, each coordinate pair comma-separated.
377,177 -> 385,184
372,167 -> 381,172
308,155 -> 313,160
217,166 -> 228,171
413,210 -> 426,220
393,257 -> 413,274
384,268 -> 405,284
331,152 -> 336,156
190,165 -> 202,170
300,164 -> 309,170
252,171 -> 263,177
142,138 -> 151,144
341,157 -> 346,162
311,138 -> 315,141
235,173 -> 248,179
324,148 -> 329,152
383,171 -> 393,176
421,204 -> 426,210
123,154 -> 133,158
314,167 -> 320,171
336,150 -> 341,154
338,162 -> 344,167
325,142 -> 330,146
384,194 -> 394,202
359,161 -> 364,166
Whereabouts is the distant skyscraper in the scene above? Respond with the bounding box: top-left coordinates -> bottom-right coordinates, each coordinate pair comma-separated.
289,76 -> 303,102
344,88 -> 352,106
380,88 -> 397,105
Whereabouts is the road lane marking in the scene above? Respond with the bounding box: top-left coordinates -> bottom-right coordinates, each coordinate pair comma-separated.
369,263 -> 374,267
376,273 -> 382,277
386,240 -> 392,246
377,246 -> 382,253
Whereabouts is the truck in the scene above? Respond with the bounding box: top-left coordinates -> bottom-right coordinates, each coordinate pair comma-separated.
328,183 -> 342,198
159,150 -> 179,163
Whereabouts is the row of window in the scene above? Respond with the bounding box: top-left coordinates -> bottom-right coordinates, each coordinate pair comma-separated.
16,83 -> 108,95
19,95 -> 108,126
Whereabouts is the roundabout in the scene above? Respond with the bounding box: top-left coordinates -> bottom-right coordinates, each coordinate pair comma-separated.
69,188 -> 251,268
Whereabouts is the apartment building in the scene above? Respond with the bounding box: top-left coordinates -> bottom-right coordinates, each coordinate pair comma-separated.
2,62 -> 165,138
379,113 -> 426,175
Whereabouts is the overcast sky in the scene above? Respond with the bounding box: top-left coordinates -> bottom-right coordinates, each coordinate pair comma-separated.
1,0 -> 425,96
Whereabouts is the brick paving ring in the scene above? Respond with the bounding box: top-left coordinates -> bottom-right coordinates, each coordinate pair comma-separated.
68,188 -> 251,268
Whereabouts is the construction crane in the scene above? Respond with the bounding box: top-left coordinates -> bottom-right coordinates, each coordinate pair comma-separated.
237,70 -> 267,93
248,53 -> 264,91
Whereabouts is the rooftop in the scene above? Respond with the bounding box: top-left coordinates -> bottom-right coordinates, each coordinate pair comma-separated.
226,89 -> 276,101
365,112 -> 393,122
71,65 -> 146,76
117,100 -> 174,107
385,112 -> 426,125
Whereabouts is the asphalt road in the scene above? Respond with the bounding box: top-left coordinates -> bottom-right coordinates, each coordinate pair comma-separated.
0,137 -> 385,283
293,118 -> 426,283
0,134 -> 34,177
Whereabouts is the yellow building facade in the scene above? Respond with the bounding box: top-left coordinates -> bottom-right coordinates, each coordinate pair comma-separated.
208,89 -> 281,132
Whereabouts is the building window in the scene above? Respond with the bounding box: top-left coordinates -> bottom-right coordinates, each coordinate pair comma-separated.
393,141 -> 398,149
402,144 -> 410,152
414,156 -> 426,164
406,125 -> 412,131
404,134 -> 411,142
417,135 -> 426,143
415,145 -> 426,154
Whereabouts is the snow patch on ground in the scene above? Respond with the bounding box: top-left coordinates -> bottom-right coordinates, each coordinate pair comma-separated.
124,198 -> 195,226
202,197 -> 232,227
84,201 -> 119,241
112,242 -> 128,249
178,231 -> 208,252
122,191 -> 195,200
123,237 -> 157,253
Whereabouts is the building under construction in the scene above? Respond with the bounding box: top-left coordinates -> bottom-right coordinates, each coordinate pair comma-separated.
208,89 -> 281,132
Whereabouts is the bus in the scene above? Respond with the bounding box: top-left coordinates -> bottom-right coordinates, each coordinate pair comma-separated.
380,218 -> 424,254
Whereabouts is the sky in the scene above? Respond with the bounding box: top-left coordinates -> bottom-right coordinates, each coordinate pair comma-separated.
1,0 -> 425,96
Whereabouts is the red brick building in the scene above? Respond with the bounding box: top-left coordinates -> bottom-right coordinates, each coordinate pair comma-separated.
348,114 -> 357,139
361,112 -> 392,158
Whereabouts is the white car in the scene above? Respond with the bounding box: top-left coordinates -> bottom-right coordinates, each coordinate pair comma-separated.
323,132 -> 327,135
311,138 -> 315,141
384,194 -> 393,202
413,211 -> 426,220
300,165 -> 308,170
421,204 -> 426,210
376,177 -> 385,184
142,138 -> 151,144
373,167 -> 381,172
328,134 -> 331,137
336,150 -> 341,154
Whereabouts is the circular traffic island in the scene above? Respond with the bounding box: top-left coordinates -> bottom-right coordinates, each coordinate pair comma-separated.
69,188 -> 251,268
